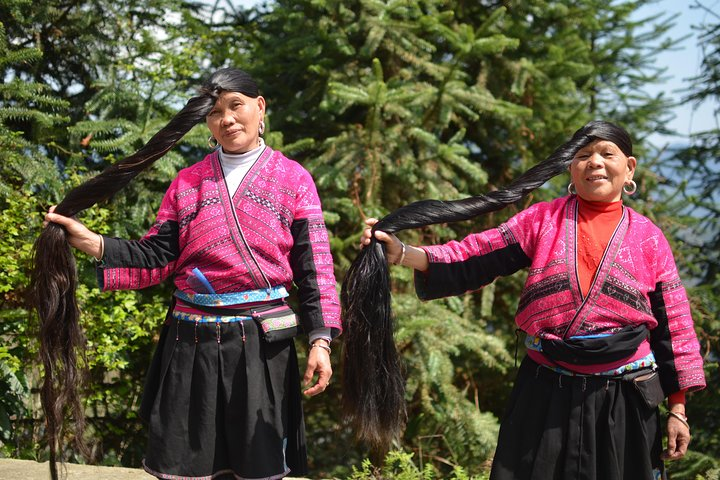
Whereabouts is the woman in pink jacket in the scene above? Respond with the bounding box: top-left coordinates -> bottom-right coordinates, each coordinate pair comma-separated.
35,68 -> 340,480
348,121 -> 705,480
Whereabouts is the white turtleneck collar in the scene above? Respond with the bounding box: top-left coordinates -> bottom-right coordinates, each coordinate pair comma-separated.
218,138 -> 266,196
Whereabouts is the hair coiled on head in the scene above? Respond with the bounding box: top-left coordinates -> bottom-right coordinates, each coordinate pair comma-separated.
340,120 -> 633,453
28,67 -> 259,480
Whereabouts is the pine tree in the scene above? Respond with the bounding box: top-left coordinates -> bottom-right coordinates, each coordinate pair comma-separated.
660,3 -> 720,477
214,0 -> 690,475
236,1 -> 530,473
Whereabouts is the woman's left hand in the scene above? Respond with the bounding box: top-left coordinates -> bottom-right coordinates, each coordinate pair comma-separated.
662,410 -> 691,460
302,340 -> 332,397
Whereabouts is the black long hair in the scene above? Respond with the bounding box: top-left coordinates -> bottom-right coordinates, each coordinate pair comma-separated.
340,120 -> 633,451
28,67 -> 260,479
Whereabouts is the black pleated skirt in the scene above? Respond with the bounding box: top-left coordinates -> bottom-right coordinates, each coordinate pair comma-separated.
139,317 -> 307,480
490,356 -> 665,480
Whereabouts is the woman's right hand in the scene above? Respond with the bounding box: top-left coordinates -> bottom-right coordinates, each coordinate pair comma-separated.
360,218 -> 404,264
45,206 -> 104,259
360,217 -> 430,271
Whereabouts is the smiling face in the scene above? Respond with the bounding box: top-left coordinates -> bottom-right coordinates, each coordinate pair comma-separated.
569,139 -> 637,202
206,91 -> 265,154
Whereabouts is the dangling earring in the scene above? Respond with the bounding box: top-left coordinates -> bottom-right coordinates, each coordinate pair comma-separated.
208,136 -> 218,149
258,119 -> 265,135
623,180 -> 637,195
567,182 -> 577,195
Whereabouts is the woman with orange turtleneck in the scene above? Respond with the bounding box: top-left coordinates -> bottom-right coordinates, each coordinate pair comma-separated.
360,122 -> 704,480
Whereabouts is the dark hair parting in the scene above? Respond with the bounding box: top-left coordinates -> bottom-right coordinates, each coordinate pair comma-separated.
28,67 -> 258,480
340,120 -> 633,452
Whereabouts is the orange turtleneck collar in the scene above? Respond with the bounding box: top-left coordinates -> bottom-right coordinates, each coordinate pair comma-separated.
576,196 -> 623,297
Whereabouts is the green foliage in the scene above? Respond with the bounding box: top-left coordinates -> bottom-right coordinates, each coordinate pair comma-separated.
348,449 -> 489,480
395,292 -> 508,468
0,22 -> 69,198
0,351 -> 28,448
0,191 -> 40,455
666,449 -> 720,480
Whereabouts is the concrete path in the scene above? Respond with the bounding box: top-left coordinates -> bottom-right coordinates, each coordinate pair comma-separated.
0,459 -> 311,479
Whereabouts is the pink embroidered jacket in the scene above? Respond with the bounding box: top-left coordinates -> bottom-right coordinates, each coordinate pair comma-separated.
416,196 -> 705,393
97,147 -> 342,336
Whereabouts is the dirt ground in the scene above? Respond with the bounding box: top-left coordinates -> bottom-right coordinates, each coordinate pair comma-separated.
0,458 -> 311,479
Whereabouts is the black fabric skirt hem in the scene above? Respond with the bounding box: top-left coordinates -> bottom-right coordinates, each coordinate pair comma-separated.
142,460 -> 291,480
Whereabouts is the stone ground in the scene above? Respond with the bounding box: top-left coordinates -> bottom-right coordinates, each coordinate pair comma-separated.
0,458 -> 150,479
0,459 -> 311,479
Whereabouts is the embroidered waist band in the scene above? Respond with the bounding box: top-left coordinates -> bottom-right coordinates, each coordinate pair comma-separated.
172,311 -> 251,323
173,286 -> 289,323
174,285 -> 289,307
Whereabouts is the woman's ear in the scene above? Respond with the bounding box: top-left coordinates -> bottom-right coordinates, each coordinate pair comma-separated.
627,155 -> 637,179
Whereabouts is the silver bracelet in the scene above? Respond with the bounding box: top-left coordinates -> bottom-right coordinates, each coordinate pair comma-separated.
397,242 -> 407,266
94,234 -> 105,262
667,411 -> 690,430
311,343 -> 332,354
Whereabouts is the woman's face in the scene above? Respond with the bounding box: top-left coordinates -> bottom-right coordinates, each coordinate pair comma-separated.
569,139 -> 636,202
206,91 -> 265,154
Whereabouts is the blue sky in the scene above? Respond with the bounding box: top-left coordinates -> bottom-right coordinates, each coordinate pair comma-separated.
234,0 -> 717,145
636,0 -> 719,145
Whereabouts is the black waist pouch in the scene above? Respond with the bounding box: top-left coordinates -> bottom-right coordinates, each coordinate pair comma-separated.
540,324 -> 649,365
251,304 -> 302,343
624,369 -> 665,409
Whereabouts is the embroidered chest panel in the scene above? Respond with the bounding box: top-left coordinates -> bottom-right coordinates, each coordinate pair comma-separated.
515,198 -> 655,339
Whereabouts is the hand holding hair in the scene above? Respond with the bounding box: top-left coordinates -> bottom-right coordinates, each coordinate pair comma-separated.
361,218 -> 401,254
45,206 -> 103,260
361,218 -> 429,270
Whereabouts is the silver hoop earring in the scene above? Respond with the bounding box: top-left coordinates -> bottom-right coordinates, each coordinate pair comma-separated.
258,120 -> 265,135
623,180 -> 637,195
567,182 -> 577,195
207,136 -> 218,148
